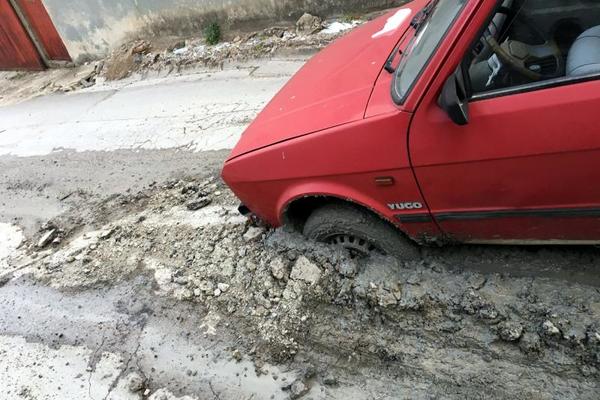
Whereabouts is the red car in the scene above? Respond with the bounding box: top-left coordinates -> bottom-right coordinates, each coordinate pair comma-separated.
222,0 -> 600,259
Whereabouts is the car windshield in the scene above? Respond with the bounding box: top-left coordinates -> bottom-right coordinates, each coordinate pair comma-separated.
393,0 -> 468,103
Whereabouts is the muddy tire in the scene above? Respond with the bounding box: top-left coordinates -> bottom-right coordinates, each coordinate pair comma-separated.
303,203 -> 419,261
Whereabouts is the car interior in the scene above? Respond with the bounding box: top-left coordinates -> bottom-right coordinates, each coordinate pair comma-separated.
467,0 -> 600,95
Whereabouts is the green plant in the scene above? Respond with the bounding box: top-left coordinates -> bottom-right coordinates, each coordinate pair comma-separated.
204,22 -> 222,45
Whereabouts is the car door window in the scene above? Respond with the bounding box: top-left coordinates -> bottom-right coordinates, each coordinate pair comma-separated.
465,0 -> 600,97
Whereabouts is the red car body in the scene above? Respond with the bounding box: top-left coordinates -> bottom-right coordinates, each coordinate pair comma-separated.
222,0 -> 600,245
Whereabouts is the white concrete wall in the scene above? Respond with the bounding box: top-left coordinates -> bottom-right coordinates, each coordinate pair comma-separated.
41,0 -> 407,62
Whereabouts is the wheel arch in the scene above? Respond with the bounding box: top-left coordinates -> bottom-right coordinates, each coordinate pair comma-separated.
278,183 -> 407,236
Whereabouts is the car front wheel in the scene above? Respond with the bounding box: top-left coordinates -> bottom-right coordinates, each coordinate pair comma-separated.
302,203 -> 419,261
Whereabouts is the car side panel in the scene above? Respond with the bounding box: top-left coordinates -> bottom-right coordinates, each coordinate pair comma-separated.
222,112 -> 441,240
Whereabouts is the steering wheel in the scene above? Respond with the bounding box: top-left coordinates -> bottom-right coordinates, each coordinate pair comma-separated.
484,35 -> 542,81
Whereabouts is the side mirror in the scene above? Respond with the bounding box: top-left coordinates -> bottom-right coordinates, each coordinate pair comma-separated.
438,66 -> 469,125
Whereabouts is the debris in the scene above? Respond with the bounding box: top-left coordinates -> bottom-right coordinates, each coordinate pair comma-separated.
232,349 -> 242,362
217,283 -> 230,292
290,256 -> 321,285
0,273 -> 11,287
186,197 -> 212,211
270,258 -> 287,280
37,229 -> 57,248
498,321 -> 524,342
127,372 -> 145,392
98,228 -> 114,240
131,40 -> 151,55
289,379 -> 310,399
296,13 -> 323,34
542,320 -> 561,337
243,227 -> 263,242
519,332 -> 542,354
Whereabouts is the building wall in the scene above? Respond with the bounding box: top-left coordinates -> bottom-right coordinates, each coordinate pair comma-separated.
41,0 -> 408,62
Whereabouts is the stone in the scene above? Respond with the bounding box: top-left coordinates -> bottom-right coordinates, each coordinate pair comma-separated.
217,283 -> 230,292
127,372 -> 144,392
214,288 -> 222,297
0,274 -> 11,288
198,280 -> 214,293
296,13 -> 322,34
232,349 -> 242,362
289,379 -> 310,399
186,197 -> 211,211
154,268 -> 173,287
377,289 -> 398,308
323,374 -> 339,387
98,228 -> 114,240
498,321 -> 523,342
290,256 -> 321,285
542,320 -> 561,337
243,227 -> 263,242
270,258 -> 287,280
37,229 -> 57,248
519,332 -> 542,354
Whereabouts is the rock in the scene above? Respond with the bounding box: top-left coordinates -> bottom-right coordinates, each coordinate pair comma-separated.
542,320 -> 561,337
127,372 -> 144,392
377,288 -> 398,308
243,227 -> 263,242
498,321 -> 523,342
173,276 -> 189,285
37,229 -> 57,248
232,349 -> 242,362
214,288 -> 222,297
187,197 -> 211,211
175,288 -> 193,301
519,332 -> 542,354
130,40 -> 151,55
198,280 -> 214,293
323,374 -> 339,387
154,268 -> 173,287
98,228 -> 114,240
217,283 -> 230,292
289,379 -> 310,399
270,258 -> 287,280
290,256 -> 321,285
296,13 -> 322,34
587,330 -> 600,345
0,274 -> 11,287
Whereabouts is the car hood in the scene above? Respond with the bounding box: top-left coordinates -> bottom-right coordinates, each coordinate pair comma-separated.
227,5 -> 420,160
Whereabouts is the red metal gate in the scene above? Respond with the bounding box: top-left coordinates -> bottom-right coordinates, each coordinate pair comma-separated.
15,0 -> 71,61
0,0 -> 70,70
0,0 -> 44,70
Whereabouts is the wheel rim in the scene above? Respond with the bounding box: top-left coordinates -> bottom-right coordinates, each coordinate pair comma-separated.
326,234 -> 381,258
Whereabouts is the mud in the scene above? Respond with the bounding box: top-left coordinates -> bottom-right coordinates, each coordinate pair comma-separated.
5,164 -> 599,399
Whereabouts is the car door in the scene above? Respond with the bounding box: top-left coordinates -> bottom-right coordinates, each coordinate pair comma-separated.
410,78 -> 600,243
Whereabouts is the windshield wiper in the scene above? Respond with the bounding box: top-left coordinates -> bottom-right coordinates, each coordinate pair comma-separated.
410,0 -> 438,31
384,44 -> 404,73
384,0 -> 439,74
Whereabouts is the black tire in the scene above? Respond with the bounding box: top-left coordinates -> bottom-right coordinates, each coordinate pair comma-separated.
303,203 -> 419,261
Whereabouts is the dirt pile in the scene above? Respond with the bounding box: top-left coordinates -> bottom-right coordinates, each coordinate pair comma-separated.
101,19 -> 360,81
16,175 -> 600,399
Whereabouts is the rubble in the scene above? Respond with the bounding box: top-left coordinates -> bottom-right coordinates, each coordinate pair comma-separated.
243,227 -> 264,242
37,229 -> 57,248
498,320 -> 524,342
270,258 -> 287,280
296,13 -> 323,34
22,176 -> 600,398
290,256 -> 321,285
186,197 -> 212,211
127,372 -> 145,392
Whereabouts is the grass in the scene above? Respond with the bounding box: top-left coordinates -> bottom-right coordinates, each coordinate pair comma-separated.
204,22 -> 222,45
